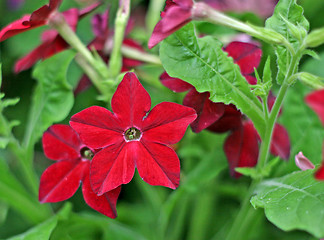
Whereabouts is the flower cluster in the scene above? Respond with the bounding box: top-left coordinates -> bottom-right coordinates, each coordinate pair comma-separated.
160,41 -> 291,177
39,72 -> 196,216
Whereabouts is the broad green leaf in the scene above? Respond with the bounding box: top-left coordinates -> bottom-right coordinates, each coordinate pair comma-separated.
0,202 -> 8,226
23,50 -> 75,147
7,203 -> 71,240
160,23 -> 265,136
251,169 -> 324,238
265,0 -> 309,84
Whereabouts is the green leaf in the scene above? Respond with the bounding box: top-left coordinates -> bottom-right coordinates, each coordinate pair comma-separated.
23,50 -> 75,147
7,203 -> 71,240
251,169 -> 324,238
160,23 -> 265,136
265,0 -> 309,84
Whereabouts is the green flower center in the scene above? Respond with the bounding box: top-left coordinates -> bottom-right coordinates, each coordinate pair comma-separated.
80,147 -> 94,160
124,127 -> 141,141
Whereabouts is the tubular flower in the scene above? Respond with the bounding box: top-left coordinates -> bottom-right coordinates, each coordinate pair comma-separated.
148,0 -> 194,48
39,124 -> 121,218
70,72 -> 197,195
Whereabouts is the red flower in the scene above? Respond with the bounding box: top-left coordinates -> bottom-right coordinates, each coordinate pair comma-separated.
70,72 -> 196,195
12,3 -> 100,73
160,41 -> 291,177
74,11 -> 144,94
0,0 -> 62,42
148,0 -> 194,49
39,124 -> 121,218
305,89 -> 324,180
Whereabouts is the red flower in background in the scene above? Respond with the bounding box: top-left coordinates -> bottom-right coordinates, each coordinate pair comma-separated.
39,124 -> 121,218
70,72 -> 197,195
75,10 -> 144,94
161,41 -> 291,177
14,4 -> 100,73
305,89 -> 324,180
0,0 -> 62,41
148,0 -> 193,48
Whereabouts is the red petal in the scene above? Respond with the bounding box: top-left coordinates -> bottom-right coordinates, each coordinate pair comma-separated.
183,89 -> 224,133
305,89 -> 324,126
207,104 -> 242,133
224,121 -> 259,178
270,124 -> 291,160
0,15 -> 34,42
42,124 -> 81,161
74,75 -> 92,95
61,8 -> 79,32
160,6 -> 192,32
39,160 -> 88,203
79,2 -> 102,19
82,172 -> 121,218
225,41 -> 262,75
70,106 -> 123,149
90,142 -> 135,195
142,102 -> 197,144
244,75 -> 257,85
315,164 -> 324,180
148,17 -> 191,49
29,5 -> 52,26
136,139 -> 180,189
160,72 -> 192,92
111,72 -> 151,129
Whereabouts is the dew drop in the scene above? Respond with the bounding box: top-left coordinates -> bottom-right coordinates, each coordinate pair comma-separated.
286,207 -> 291,211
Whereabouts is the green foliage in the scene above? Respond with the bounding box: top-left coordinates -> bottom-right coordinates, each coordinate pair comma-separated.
160,23 -> 265,136
23,50 -> 75,147
265,0 -> 309,84
251,169 -> 324,238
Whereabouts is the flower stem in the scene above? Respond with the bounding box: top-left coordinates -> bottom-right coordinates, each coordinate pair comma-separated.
108,0 -> 130,78
121,46 -> 162,65
146,0 -> 165,33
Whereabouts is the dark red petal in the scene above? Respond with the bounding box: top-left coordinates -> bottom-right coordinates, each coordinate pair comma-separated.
90,142 -> 135,195
174,0 -> 194,8
91,10 -> 109,37
79,2 -> 102,19
42,124 -> 81,161
39,160 -> 88,203
70,106 -> 123,149
82,172 -> 121,218
111,72 -> 151,129
183,89 -> 225,133
49,0 -> 63,10
207,104 -> 242,133
74,75 -> 92,95
245,75 -> 257,85
270,123 -> 291,160
315,164 -> 324,180
142,102 -> 196,144
225,41 -> 262,75
136,139 -> 180,189
0,15 -> 34,42
224,121 -> 259,178
160,72 -> 192,92
148,17 -> 191,49
305,89 -> 324,126
160,6 -> 192,32
29,5 -> 52,26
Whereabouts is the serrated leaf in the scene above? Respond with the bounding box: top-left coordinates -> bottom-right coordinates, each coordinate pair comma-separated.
265,0 -> 309,84
23,50 -> 75,147
160,23 -> 265,136
251,169 -> 324,238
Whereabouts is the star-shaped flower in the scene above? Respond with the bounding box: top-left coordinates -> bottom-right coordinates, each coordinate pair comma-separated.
70,72 -> 197,195
39,124 -> 121,218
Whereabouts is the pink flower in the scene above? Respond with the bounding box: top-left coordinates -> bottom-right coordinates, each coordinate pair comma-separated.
0,0 -> 62,41
13,3 -> 100,73
39,124 -> 121,218
295,152 -> 315,171
148,0 -> 194,49
70,72 -> 197,195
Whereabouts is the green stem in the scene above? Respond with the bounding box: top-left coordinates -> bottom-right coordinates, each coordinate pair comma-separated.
121,46 -> 162,65
146,0 -> 165,33
108,0 -> 130,78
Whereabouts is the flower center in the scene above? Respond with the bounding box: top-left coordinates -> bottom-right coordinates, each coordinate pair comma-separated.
80,147 -> 94,160
124,127 -> 141,141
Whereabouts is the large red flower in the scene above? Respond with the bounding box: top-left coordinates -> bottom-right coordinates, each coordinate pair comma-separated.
148,0 -> 194,49
13,3 -> 100,73
0,0 -> 62,42
305,89 -> 324,180
39,124 -> 121,218
70,72 -> 197,195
